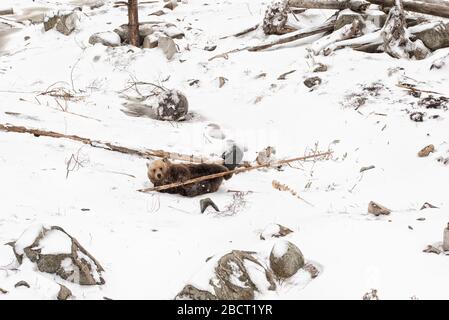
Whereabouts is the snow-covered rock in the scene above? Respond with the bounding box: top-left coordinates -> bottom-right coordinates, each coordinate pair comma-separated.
414,22 -> 449,51
44,10 -> 81,36
89,31 -> 121,47
269,241 -> 304,279
176,250 -> 276,300
260,223 -> 293,240
11,225 -> 105,286
158,36 -> 177,60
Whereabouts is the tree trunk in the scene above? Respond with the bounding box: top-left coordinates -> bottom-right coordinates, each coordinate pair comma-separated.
128,0 -> 140,46
366,0 -> 449,19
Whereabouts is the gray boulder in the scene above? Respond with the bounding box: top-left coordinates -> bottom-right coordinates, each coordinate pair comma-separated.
269,241 -> 304,278
414,22 -> 449,51
158,36 -> 177,60
44,11 -> 81,36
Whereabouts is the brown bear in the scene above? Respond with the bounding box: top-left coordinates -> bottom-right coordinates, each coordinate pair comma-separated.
147,158 -> 232,197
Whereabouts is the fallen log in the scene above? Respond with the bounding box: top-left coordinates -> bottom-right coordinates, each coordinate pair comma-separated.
0,8 -> 13,16
138,151 -> 333,193
248,19 -> 336,51
289,0 -> 370,11
0,123 -> 218,164
366,0 -> 449,19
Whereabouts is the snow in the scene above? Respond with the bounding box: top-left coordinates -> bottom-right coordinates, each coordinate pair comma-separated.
260,223 -> 282,240
14,224 -> 46,255
34,229 -> 72,255
0,0 -> 449,300
272,241 -> 289,258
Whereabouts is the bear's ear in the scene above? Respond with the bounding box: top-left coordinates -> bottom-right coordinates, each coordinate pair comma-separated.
162,158 -> 169,163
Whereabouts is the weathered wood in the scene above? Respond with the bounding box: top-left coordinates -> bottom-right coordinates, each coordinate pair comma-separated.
366,0 -> 449,19
289,0 -> 370,11
0,8 -> 13,15
138,152 -> 333,193
0,123 -> 218,163
248,19 -> 336,51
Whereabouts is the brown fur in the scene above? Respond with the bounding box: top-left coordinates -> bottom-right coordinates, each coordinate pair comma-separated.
147,159 -> 232,197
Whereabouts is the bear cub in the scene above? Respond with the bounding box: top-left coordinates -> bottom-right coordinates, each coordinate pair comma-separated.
147,158 -> 232,197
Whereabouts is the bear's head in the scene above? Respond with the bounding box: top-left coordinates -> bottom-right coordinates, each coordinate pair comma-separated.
147,158 -> 171,184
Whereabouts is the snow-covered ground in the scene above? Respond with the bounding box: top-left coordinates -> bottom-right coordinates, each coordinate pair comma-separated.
1,0 -> 449,300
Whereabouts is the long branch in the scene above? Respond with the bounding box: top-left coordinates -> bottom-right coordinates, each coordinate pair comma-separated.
288,0 -> 370,11
0,123 -> 217,163
366,0 -> 449,19
248,20 -> 336,51
138,151 -> 333,193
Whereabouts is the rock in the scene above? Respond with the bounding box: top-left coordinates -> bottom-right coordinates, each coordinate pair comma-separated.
420,202 -> 438,210
304,76 -> 322,88
269,241 -> 304,278
409,111 -> 424,122
204,44 -> 217,51
313,63 -> 328,73
158,36 -> 177,60
204,124 -> 225,140
222,142 -> 244,170
89,31 -> 121,47
366,10 -> 387,28
335,10 -> 365,30
153,89 -> 188,121
142,32 -> 163,49
256,146 -> 276,166
0,288 -> 7,294
57,284 -> 72,300
200,198 -> 220,213
363,289 -> 379,300
213,251 -> 276,299
414,22 -> 449,51
122,89 -> 189,121
418,95 -> 448,109
158,24 -> 184,39
218,76 -> 227,88
11,225 -> 104,285
335,9 -> 386,30
0,243 -> 19,270
368,201 -> 391,216
43,15 -> 59,32
14,280 -> 30,288
423,244 -> 442,254
417,144 -> 435,157
57,12 -> 80,35
431,54 -> 449,70
114,23 -> 155,45
176,250 -> 276,300
260,223 -> 293,240
150,10 -> 166,16
175,285 -> 217,300
164,0 -> 178,10
303,262 -> 320,279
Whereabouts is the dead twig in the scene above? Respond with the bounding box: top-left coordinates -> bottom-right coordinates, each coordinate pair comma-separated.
219,24 -> 260,39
